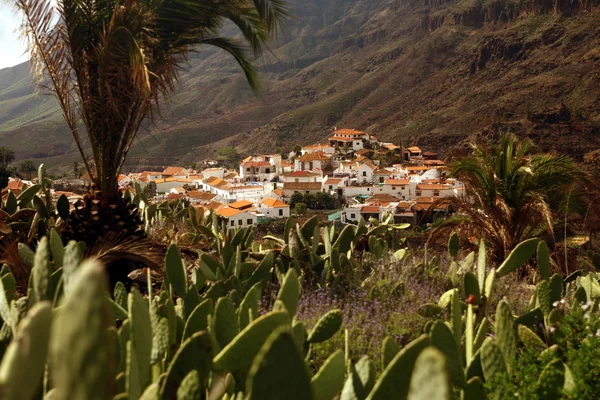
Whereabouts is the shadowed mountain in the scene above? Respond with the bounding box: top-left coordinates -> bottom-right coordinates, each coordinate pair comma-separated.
1,0 -> 599,172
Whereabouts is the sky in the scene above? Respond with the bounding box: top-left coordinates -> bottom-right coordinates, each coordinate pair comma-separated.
0,2 -> 28,70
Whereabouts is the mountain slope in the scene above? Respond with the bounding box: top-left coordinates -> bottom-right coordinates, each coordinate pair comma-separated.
1,0 -> 599,171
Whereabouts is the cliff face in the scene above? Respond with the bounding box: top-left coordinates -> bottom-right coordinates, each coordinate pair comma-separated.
0,0 -> 599,170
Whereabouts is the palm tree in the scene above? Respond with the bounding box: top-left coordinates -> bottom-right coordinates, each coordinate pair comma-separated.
15,0 -> 288,193
14,0 -> 289,251
434,134 -> 585,261
0,147 -> 15,190
0,147 -> 15,170
19,161 -> 37,180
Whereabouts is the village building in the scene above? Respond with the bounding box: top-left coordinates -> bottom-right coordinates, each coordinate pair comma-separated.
258,198 -> 291,218
186,190 -> 217,204
301,144 -> 335,156
153,177 -> 192,194
282,182 -> 323,197
282,170 -> 321,183
239,155 -> 282,182
162,166 -> 191,179
294,151 -> 331,171
216,200 -> 259,229
328,129 -> 376,153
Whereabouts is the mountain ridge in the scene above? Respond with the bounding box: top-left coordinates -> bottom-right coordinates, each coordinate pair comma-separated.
1,0 -> 599,171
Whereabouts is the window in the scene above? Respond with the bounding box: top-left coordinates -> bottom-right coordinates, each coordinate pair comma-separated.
416,191 -> 422,196
238,220 -> 242,226
230,220 -> 234,227
392,186 -> 396,190
279,209 -> 283,216
247,219 -> 253,225
362,171 -> 367,177
329,185 -> 333,190
295,178 -> 299,183
350,213 -> 356,219
266,168 -> 270,173
433,191 -> 440,197
246,168 -> 250,172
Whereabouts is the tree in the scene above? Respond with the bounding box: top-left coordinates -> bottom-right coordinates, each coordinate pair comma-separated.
15,0 -> 289,193
293,145 -> 302,156
73,161 -> 80,178
0,147 -> 15,190
295,202 -> 307,216
0,147 -> 15,169
433,134 -> 585,261
19,161 -> 36,180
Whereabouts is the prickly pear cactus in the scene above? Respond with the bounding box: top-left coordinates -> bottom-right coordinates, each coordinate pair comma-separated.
0,302 -> 52,400
50,261 -> 116,400
307,309 -> 342,343
176,370 -> 202,400
311,350 -> 345,400
246,327 -> 313,400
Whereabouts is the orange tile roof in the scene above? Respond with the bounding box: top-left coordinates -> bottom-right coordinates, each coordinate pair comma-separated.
332,129 -> 367,136
324,178 -> 343,185
153,177 -> 192,183
385,179 -> 410,185
405,166 -> 429,171
407,146 -> 422,152
383,144 -> 401,150
282,182 -> 322,191
117,174 -> 128,182
262,198 -> 289,208
229,200 -> 254,209
303,143 -> 333,150
416,184 -> 451,190
297,151 -> 330,162
187,191 -> 216,201
272,189 -> 284,197
163,166 -> 186,176
284,171 -> 320,177
360,206 -> 381,213
329,136 -> 355,142
216,207 -> 243,217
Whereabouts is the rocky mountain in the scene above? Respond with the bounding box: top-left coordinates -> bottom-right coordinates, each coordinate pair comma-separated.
1,0 -> 599,171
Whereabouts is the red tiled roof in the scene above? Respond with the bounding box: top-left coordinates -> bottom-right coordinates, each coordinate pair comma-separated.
284,170 -> 320,177
229,200 -> 254,210
297,151 -> 330,162
329,136 -> 355,142
324,178 -> 343,185
416,184 -> 451,190
385,179 -> 410,185
163,166 -> 186,176
187,191 -> 216,201
262,198 -> 289,208
282,182 -> 322,191
332,129 -> 367,136
360,206 -> 381,213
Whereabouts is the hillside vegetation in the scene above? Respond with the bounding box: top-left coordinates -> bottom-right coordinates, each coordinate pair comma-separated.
1,0 -> 599,170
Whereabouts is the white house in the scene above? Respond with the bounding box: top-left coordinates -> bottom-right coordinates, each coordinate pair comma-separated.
162,166 -> 191,179
217,208 -> 258,229
282,170 -> 321,183
415,183 -> 454,198
322,177 -> 346,195
201,168 -> 227,179
301,144 -> 336,156
153,178 -> 192,194
294,151 -> 331,171
117,174 -> 132,188
282,182 -> 323,197
328,129 -> 374,153
239,155 -> 281,182
259,198 -> 291,218
355,161 -> 377,184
